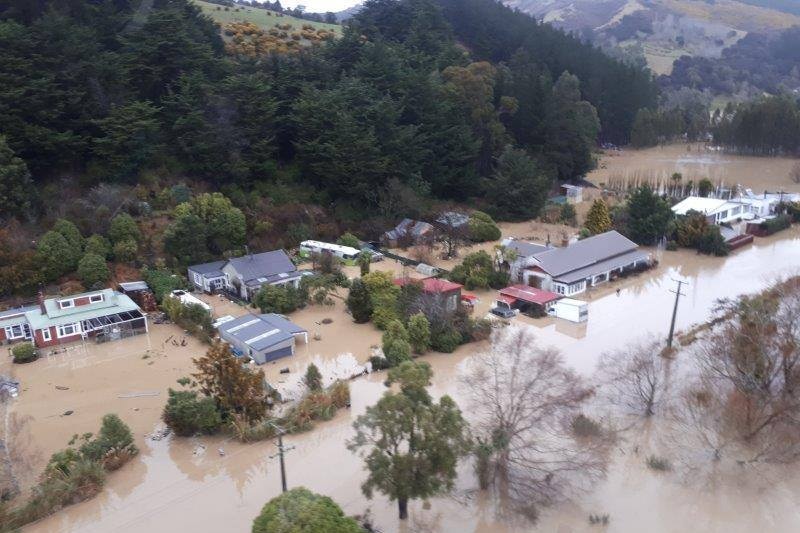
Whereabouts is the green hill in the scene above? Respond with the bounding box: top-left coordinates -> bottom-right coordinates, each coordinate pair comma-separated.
191,0 -> 339,33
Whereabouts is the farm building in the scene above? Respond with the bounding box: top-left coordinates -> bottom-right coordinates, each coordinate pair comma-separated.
118,281 -> 157,312
188,250 -> 302,301
394,277 -> 463,312
382,218 -> 434,247
217,313 -> 307,364
0,289 -> 147,348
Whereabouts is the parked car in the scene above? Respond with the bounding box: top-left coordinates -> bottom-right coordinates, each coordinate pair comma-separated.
361,247 -> 384,262
490,306 -> 516,318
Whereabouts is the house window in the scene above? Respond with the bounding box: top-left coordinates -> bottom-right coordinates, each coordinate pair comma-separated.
42,328 -> 51,342
89,294 -> 103,303
59,299 -> 74,309
193,272 -> 202,285
5,325 -> 23,339
57,323 -> 80,338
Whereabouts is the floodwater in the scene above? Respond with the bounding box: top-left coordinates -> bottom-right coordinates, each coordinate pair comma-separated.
589,144 -> 800,193
9,226 -> 800,533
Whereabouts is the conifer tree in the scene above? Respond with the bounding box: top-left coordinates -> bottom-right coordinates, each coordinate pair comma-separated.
585,199 -> 612,235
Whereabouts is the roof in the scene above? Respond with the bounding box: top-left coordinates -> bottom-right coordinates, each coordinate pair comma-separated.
300,240 -> 360,256
188,260 -> 227,277
499,285 -> 561,305
503,239 -> 549,258
43,289 -> 124,319
27,291 -> 142,330
118,281 -> 149,292
550,248 -> 651,284
226,250 -> 296,283
384,219 -> 434,241
218,313 -> 306,352
531,231 -> 639,278
0,305 -> 38,322
394,277 -> 462,294
671,197 -> 738,216
556,298 -> 587,307
436,211 -> 470,228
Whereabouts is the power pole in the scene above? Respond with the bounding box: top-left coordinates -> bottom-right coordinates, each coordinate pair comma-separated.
667,279 -> 688,348
269,423 -> 294,493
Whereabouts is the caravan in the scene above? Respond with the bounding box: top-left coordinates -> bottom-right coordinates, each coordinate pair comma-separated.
299,240 -> 360,262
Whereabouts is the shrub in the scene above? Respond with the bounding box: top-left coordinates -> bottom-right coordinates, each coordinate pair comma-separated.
665,240 -> 678,251
253,283 -> 306,314
304,363 -> 323,391
559,203 -> 577,225
108,213 -> 141,244
468,211 -> 501,242
695,226 -> 729,256
336,232 -> 360,249
760,214 -> 791,235
85,234 -> 111,259
252,487 -> 362,533
79,414 -> 138,462
697,178 -> 714,197
163,298 -> 213,342
430,326 -> 462,353
113,238 -> 138,263
77,253 -> 110,287
162,389 -> 223,437
571,414 -> 603,438
142,267 -> 185,303
407,313 -> 431,354
12,342 -> 37,363
369,355 -> 391,370
346,278 -> 373,323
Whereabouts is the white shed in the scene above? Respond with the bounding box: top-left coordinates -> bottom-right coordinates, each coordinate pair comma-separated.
548,298 -> 588,323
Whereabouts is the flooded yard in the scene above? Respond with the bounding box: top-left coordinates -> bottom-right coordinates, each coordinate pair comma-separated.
589,144 -> 800,193
4,225 -> 799,533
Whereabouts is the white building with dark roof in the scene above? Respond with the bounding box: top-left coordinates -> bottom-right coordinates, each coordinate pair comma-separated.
503,231 -> 652,296
188,250 -> 302,301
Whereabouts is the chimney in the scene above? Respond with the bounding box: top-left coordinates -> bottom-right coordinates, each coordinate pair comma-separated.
561,232 -> 569,248
546,233 -> 551,248
38,290 -> 46,314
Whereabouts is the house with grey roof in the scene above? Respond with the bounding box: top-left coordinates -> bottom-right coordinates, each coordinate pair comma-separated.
188,250 -> 302,301
0,289 -> 147,348
523,231 -> 652,296
217,313 -> 307,364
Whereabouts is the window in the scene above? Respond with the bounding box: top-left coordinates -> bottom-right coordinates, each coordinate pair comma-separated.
59,299 -> 74,309
42,328 -> 51,342
89,294 -> 103,303
57,323 -> 80,338
193,272 -> 201,285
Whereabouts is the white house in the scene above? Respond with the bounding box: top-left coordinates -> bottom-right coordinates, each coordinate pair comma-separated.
671,197 -> 751,224
503,231 -> 651,296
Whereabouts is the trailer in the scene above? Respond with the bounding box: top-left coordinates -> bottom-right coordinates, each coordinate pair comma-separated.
168,290 -> 212,313
548,298 -> 588,323
299,240 -> 360,262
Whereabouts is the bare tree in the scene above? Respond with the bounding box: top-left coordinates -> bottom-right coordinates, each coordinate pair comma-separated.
596,340 -> 671,417
790,162 -> 800,184
670,278 -> 800,469
433,210 -> 469,260
460,327 -> 609,519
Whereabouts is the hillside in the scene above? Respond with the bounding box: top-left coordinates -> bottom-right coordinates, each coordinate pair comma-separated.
191,0 -> 339,33
503,0 -> 800,75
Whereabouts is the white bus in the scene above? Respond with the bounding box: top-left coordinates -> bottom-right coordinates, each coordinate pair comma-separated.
299,240 -> 360,261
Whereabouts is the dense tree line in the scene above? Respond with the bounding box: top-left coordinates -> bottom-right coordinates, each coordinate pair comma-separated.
0,0 -> 659,225
663,27 -> 800,97
713,96 -> 800,155
629,88 -> 711,148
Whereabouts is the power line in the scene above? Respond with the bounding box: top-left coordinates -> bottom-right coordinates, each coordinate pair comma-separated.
667,278 -> 688,348
269,423 -> 294,493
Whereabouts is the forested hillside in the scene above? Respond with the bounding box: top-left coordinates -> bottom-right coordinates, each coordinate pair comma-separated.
0,0 -> 657,298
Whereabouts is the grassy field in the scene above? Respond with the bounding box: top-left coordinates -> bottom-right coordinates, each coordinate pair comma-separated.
191,0 -> 339,33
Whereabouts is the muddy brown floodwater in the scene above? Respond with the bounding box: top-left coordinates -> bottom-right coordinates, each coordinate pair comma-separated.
11,227 -> 800,533
589,144 -> 800,193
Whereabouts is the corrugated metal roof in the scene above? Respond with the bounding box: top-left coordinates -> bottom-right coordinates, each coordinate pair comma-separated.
499,285 -> 561,305
552,249 -> 651,284
532,231 -> 639,278
394,277 -> 462,293
504,239 -> 549,258
671,197 -> 735,216
226,250 -> 296,283
218,313 -> 305,352
188,260 -> 227,276
26,292 -> 141,330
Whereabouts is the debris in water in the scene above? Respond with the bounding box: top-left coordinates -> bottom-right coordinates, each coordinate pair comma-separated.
55,385 -> 69,390
149,427 -> 171,441
218,448 -> 225,456
62,410 -> 73,416
280,368 -> 290,374
118,391 -> 160,398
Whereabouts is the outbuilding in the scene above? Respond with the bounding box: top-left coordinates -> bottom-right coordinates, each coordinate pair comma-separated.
217,313 -> 307,364
496,285 -> 562,316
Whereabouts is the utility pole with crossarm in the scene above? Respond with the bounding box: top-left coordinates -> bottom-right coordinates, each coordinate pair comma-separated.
667,279 -> 688,348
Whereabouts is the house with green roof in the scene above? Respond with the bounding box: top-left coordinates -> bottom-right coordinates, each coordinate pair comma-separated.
0,289 -> 147,348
